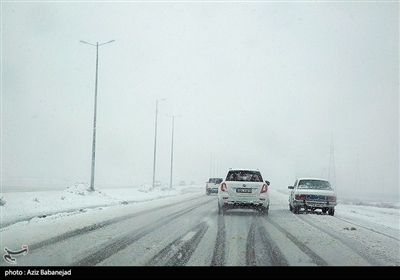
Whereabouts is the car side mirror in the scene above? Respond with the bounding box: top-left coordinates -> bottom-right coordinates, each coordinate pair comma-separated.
265,181 -> 270,186
288,186 -> 294,189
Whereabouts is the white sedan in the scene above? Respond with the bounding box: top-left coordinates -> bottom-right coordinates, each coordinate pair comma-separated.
288,177 -> 337,216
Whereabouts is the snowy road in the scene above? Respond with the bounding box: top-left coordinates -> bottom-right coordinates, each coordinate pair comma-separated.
1,189 -> 399,266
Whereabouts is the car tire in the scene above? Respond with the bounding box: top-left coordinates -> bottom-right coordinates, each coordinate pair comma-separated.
218,203 -> 225,215
289,204 -> 293,211
293,206 -> 300,214
328,208 -> 335,216
258,206 -> 268,216
220,204 -> 228,215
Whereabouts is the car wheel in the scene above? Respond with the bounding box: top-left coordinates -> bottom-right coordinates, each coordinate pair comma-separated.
221,204 -> 228,215
328,208 -> 335,216
258,206 -> 268,216
289,204 -> 293,211
218,203 -> 226,215
293,206 -> 300,214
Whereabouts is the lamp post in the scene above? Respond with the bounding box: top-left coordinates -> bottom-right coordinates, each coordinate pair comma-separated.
166,114 -> 181,189
80,39 -> 115,191
152,99 -> 166,189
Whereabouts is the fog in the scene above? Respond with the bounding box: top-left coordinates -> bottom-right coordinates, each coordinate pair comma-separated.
2,1 -> 399,201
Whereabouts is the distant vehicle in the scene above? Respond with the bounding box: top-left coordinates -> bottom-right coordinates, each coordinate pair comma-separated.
288,178 -> 337,216
190,181 -> 196,185
179,181 -> 186,186
206,178 -> 223,195
217,168 -> 270,215
154,181 -> 162,187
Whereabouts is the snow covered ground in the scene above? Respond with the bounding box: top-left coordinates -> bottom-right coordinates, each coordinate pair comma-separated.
1,182 -> 399,237
0,183 -> 400,239
0,182 -> 186,229
0,182 -> 399,268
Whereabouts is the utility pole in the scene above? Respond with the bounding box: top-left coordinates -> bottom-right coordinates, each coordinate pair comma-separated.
80,39 -> 115,191
328,134 -> 337,192
166,114 -> 181,188
152,99 -> 166,189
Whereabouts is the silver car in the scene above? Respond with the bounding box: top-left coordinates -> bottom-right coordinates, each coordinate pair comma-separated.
288,177 -> 337,216
217,168 -> 270,215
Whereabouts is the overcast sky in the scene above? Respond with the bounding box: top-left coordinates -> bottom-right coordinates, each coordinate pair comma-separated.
1,1 -> 398,200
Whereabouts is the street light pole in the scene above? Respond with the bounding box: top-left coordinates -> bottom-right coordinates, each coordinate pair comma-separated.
166,114 -> 181,189
80,39 -> 115,191
152,99 -> 166,189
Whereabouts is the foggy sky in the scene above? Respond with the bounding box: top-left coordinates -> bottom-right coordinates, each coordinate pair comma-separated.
2,1 -> 399,200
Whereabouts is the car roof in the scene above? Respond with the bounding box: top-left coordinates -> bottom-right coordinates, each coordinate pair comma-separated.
297,177 -> 329,181
228,168 -> 260,172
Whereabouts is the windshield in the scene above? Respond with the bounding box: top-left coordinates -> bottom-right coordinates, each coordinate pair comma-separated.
226,170 -> 263,182
298,180 -> 332,190
210,178 -> 222,183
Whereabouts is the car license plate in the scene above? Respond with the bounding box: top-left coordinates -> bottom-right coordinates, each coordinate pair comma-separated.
236,188 -> 252,193
306,195 -> 325,201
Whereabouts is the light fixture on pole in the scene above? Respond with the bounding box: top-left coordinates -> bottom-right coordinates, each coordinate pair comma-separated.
166,114 -> 181,189
152,99 -> 166,189
80,39 -> 115,191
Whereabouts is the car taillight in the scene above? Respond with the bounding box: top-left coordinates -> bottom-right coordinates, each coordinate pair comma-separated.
220,182 -> 227,192
261,183 -> 268,193
295,194 -> 307,200
206,182 -> 208,188
327,196 -> 337,202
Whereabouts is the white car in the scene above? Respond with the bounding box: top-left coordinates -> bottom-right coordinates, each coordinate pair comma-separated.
206,177 -> 223,195
154,181 -> 162,188
288,177 -> 337,216
217,168 -> 270,215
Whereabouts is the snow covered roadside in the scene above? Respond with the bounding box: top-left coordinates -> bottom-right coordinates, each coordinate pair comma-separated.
0,182 -> 193,229
1,182 -> 399,238
273,188 -> 400,240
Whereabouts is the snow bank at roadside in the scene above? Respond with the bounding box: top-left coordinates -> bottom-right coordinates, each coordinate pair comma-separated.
0,182 -> 184,229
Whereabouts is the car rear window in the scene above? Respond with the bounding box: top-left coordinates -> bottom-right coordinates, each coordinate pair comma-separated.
298,180 -> 332,190
226,170 -> 263,182
209,178 -> 222,183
